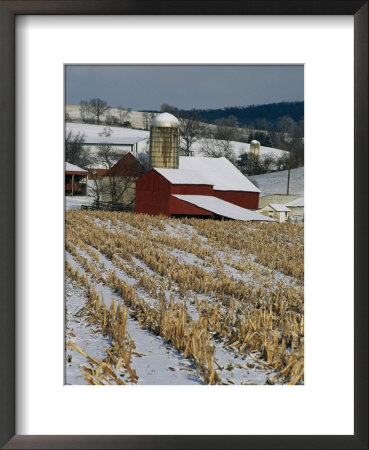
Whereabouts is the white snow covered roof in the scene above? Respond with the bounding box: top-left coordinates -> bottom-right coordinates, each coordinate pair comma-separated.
151,112 -> 179,127
285,197 -> 304,207
172,195 -> 275,222
155,168 -> 213,185
269,203 -> 291,212
65,162 -> 88,173
178,157 -> 260,193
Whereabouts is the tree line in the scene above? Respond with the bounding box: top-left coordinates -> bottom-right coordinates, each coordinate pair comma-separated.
171,108 -> 304,174
158,101 -> 304,128
65,98 -> 133,127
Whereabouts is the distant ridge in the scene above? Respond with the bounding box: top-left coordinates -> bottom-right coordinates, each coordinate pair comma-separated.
151,101 -> 304,128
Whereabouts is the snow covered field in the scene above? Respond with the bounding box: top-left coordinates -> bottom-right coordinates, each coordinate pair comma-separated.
66,105 -> 149,130
65,121 -> 287,160
65,211 -> 304,385
66,122 -> 149,142
190,138 -> 288,159
250,167 -> 304,196
65,196 -> 93,210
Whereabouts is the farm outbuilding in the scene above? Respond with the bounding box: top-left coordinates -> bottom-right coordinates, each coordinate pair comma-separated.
65,162 -> 88,196
284,197 -> 304,221
260,203 -> 290,222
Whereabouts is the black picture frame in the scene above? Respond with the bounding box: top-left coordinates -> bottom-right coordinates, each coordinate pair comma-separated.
0,1 -> 367,449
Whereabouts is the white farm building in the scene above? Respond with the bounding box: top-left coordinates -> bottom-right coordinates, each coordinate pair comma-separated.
284,197 -> 304,221
66,123 -> 150,154
260,203 -> 291,222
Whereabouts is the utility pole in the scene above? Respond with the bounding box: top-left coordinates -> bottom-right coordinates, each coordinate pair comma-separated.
286,150 -> 291,195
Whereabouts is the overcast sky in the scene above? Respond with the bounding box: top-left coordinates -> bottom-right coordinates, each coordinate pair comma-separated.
65,65 -> 303,110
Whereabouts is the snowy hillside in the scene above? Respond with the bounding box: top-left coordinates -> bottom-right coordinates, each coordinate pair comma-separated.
249,167 -> 304,196
66,105 -> 149,129
191,139 -> 288,159
66,122 -> 149,142
65,122 -> 287,162
66,106 -> 288,160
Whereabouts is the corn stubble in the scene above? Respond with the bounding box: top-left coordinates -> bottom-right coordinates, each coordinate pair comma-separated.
66,211 -> 304,385
66,262 -> 137,384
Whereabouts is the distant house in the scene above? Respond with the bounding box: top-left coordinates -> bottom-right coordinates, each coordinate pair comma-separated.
136,156 -> 274,221
284,197 -> 304,221
65,162 -> 88,196
260,203 -> 290,222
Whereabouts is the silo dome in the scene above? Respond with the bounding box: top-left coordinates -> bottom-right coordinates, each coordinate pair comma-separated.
250,140 -> 261,156
151,112 -> 180,128
150,113 -> 180,169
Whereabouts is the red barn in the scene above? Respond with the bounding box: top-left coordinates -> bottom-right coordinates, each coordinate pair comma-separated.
65,162 -> 88,196
88,152 -> 149,180
109,152 -> 148,178
136,156 -> 273,221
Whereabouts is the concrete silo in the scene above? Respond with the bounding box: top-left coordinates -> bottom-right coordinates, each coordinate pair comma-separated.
149,112 -> 180,169
250,140 -> 261,157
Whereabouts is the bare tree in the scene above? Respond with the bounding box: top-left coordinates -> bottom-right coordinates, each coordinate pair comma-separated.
200,138 -> 236,163
98,127 -> 112,138
105,114 -> 119,126
112,173 -> 139,210
88,144 -> 141,208
143,112 -> 155,130
65,131 -> 90,168
117,106 -> 131,125
277,115 -> 296,135
199,115 -> 239,162
88,169 -> 104,202
88,98 -> 110,124
213,116 -> 239,142
79,100 -> 90,122
251,118 -> 274,131
179,112 -> 205,156
88,144 -> 121,202
260,153 -> 276,173
160,103 -> 179,116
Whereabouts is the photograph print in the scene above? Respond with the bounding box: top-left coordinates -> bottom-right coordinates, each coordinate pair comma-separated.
65,65 -> 304,385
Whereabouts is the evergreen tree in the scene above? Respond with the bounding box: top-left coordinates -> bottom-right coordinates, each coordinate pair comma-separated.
236,152 -> 264,176
248,132 -> 272,147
